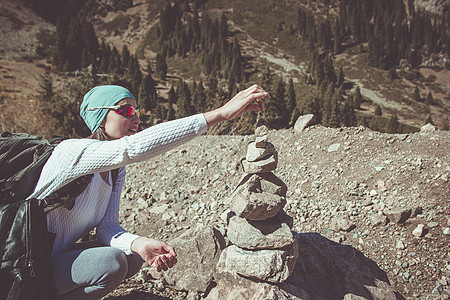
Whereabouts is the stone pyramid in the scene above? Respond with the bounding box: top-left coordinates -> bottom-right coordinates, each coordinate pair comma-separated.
217,116 -> 299,283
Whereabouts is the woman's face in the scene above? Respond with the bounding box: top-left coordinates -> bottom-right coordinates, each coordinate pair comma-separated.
102,97 -> 141,140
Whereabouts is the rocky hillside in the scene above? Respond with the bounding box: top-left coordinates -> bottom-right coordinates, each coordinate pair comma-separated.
103,123 -> 449,299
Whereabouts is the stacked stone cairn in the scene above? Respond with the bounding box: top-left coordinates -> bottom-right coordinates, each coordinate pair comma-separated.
217,123 -> 299,284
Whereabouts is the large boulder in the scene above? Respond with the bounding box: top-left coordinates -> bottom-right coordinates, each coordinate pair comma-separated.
161,225 -> 226,292
227,212 -> 294,250
208,233 -> 402,300
216,242 -> 299,283
285,233 -> 401,299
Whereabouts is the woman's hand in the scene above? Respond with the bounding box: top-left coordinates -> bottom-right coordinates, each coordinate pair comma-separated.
203,84 -> 269,127
131,237 -> 177,271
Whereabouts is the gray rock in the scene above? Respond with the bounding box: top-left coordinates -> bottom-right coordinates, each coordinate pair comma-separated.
427,221 -> 439,228
421,123 -> 436,132
331,215 -> 356,232
216,242 -> 299,283
246,142 -> 276,162
226,173 -> 287,220
254,135 -> 267,148
328,143 -> 341,152
162,225 -> 226,292
384,207 -> 411,223
412,224 -> 426,237
230,191 -> 287,221
369,214 -> 388,226
242,151 -> 278,174
286,233 -> 401,299
294,114 -> 315,132
443,227 -> 450,235
206,271 -> 311,300
255,125 -> 269,137
227,212 -> 294,250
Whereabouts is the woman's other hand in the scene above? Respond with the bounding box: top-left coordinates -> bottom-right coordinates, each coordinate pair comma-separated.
131,237 -> 177,271
203,84 -> 269,127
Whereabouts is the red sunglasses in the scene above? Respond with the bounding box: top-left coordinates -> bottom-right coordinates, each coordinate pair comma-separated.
87,104 -> 140,118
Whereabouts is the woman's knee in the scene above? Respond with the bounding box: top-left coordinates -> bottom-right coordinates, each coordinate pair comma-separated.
103,247 -> 129,282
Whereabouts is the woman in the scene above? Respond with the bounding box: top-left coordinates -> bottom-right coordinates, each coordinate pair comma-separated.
30,84 -> 268,299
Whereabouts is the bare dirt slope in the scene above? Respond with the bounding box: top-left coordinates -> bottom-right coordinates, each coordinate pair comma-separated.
107,125 -> 449,299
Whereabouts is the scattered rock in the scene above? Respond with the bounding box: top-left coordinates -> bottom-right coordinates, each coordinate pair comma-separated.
331,215 -> 356,232
384,207 -> 412,223
412,224 -> 426,238
420,123 -> 436,132
327,143 -> 341,152
427,221 -> 439,228
294,114 -> 315,132
369,214 -> 388,226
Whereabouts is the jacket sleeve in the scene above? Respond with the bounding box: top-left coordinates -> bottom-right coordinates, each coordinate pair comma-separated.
31,114 -> 208,200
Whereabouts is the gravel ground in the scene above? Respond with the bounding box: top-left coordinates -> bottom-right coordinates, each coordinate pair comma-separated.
104,125 -> 449,299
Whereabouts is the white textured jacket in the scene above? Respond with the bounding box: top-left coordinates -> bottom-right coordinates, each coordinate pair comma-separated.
29,114 -> 208,255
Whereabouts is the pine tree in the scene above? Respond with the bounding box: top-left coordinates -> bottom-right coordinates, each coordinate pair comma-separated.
413,86 -> 421,102
40,73 -> 54,101
155,53 -> 168,80
337,66 -> 344,87
353,86 -> 363,109
387,114 -> 400,133
342,98 -> 357,127
374,104 -> 382,116
176,78 -> 194,118
138,74 -> 157,111
425,115 -> 434,125
329,94 -> 341,128
426,91 -> 435,105
286,78 -> 296,113
122,45 -> 131,67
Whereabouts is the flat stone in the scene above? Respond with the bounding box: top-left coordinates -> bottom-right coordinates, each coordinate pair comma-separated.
328,143 -> 341,152
254,135 -> 268,148
226,173 -> 288,220
242,152 -> 278,174
384,207 -> 411,223
230,191 -> 286,221
369,214 -> 388,226
427,221 -> 439,228
227,212 -> 294,250
216,242 -> 299,283
294,114 -> 315,132
231,173 -> 288,197
330,215 -> 356,232
412,224 -> 425,237
246,142 -> 276,162
255,125 -> 269,137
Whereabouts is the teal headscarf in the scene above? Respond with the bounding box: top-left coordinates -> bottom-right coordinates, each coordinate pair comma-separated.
80,85 -> 135,133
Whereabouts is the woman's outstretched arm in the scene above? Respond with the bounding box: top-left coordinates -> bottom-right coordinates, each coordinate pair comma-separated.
203,84 -> 268,128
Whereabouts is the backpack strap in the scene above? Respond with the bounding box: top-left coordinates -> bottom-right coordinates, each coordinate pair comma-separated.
42,174 -> 93,213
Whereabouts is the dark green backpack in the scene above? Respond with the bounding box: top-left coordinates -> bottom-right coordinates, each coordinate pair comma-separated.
0,132 -> 94,300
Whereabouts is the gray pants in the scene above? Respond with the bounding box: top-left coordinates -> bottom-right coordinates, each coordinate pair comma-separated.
51,241 -> 144,300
